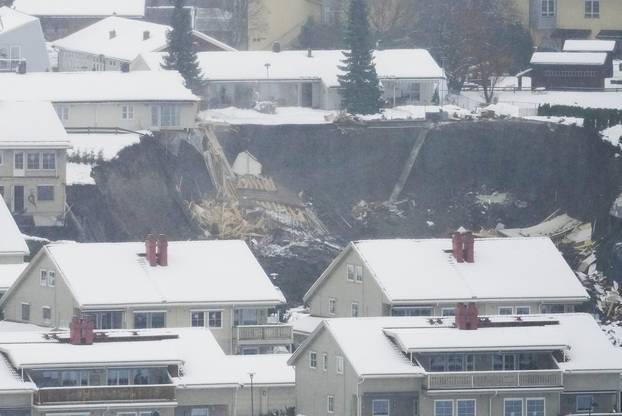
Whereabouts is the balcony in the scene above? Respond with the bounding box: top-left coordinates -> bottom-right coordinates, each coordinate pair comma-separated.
427,370 -> 563,390
236,324 -> 293,344
34,385 -> 176,404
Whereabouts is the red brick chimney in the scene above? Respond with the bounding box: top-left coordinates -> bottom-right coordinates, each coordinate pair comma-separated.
455,302 -> 479,330
451,229 -> 475,263
452,232 -> 464,263
145,234 -> 157,267
69,316 -> 95,345
463,231 -> 475,263
157,234 -> 168,267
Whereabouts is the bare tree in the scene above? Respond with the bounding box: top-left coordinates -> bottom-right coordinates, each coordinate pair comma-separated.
366,0 -> 415,43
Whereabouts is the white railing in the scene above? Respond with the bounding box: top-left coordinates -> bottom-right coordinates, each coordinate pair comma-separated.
236,324 -> 293,342
427,370 -> 562,390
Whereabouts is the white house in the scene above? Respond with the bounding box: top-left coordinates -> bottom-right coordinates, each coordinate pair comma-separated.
0,71 -> 199,131
0,7 -> 49,72
52,16 -> 235,72
0,198 -> 29,296
131,49 -> 447,110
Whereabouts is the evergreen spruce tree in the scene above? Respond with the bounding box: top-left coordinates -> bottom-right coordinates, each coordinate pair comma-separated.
338,0 -> 382,115
162,0 -> 205,94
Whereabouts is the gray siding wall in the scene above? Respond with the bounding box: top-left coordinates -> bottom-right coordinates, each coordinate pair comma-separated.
0,19 -> 49,72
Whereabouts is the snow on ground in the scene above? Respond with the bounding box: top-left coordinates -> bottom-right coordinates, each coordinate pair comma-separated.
523,116 -> 584,127
67,133 -> 141,160
66,162 -> 95,185
601,124 -> 622,148
464,90 -> 622,110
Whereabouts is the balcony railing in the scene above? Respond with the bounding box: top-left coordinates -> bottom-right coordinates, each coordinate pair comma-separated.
34,384 -> 176,404
0,58 -> 24,72
427,370 -> 562,390
236,324 -> 293,343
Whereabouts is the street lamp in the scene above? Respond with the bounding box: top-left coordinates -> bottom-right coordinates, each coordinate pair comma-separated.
248,372 -> 255,416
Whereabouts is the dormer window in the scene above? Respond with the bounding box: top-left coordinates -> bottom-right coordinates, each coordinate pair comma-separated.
109,30 -> 116,39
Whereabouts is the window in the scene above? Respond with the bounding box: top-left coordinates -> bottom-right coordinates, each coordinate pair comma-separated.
208,311 -> 222,328
576,395 -> 593,412
42,153 -> 56,170
328,298 -> 336,315
40,270 -> 48,287
336,355 -> 344,374
493,353 -> 516,370
351,302 -> 359,317
160,105 -> 180,127
585,0 -> 600,18
37,186 -> 55,201
541,0 -> 556,16
498,306 -> 514,315
391,307 -> 433,316
457,400 -> 475,416
504,399 -> 523,416
372,399 -> 390,416
541,304 -> 564,314
27,153 -> 40,169
21,303 -> 30,321
435,400 -> 453,416
122,105 -> 134,120
42,306 -> 51,321
190,409 -> 209,416
526,398 -> 545,416
107,368 -> 130,385
84,311 -> 123,329
516,306 -> 531,315
55,105 -> 69,121
60,370 -> 89,387
309,351 -> 317,369
322,353 -> 328,371
441,308 -> 455,316
518,353 -> 536,370
14,152 -> 23,170
327,395 -> 335,413
447,354 -> 464,371
191,311 -> 205,327
347,264 -> 355,281
355,265 -> 363,282
465,354 -> 475,371
48,271 -> 56,287
133,311 -> 166,329
234,308 -> 261,325
430,356 -> 446,372
0,150 -> 3,165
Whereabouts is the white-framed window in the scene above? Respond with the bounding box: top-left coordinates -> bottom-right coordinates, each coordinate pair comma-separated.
457,400 -> 475,416
37,185 -> 55,202
42,306 -> 52,321
336,355 -> 344,374
309,351 -> 317,369
42,152 -> 56,170
208,310 -> 222,328
493,353 -> 516,370
541,304 -> 564,314
526,398 -> 545,416
27,152 -> 40,169
441,308 -> 455,317
191,311 -> 205,327
498,306 -> 514,315
160,104 -> 181,127
391,306 -> 433,316
351,302 -> 359,317
121,105 -> 134,120
55,105 -> 70,121
576,395 -> 593,412
322,353 -> 328,371
40,270 -> 48,287
516,306 -> 531,315
504,398 -> 523,416
327,394 -> 335,413
541,0 -> 556,16
20,303 -> 30,321
133,311 -> 166,329
434,400 -> 453,416
585,0 -> 600,18
346,264 -> 355,281
328,298 -> 336,315
190,409 -> 209,416
48,271 -> 56,287
355,265 -> 363,282
372,399 -> 390,416
192,310 -> 223,328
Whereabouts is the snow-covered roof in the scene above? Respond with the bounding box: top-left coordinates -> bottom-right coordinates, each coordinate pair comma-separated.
14,240 -> 285,307
53,16 -> 169,62
0,263 -> 28,291
530,52 -> 608,66
305,237 -> 589,304
0,101 -> 71,149
0,353 -> 34,392
0,6 -> 37,33
134,49 -> 445,87
563,39 -> 616,52
0,199 -> 29,259
0,71 -> 199,103
13,0 -> 145,17
290,313 -> 324,335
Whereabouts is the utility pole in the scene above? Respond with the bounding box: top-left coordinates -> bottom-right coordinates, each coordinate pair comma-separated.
249,372 -> 255,416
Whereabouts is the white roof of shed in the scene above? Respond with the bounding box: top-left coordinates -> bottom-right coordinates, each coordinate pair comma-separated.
13,0 -> 146,17
0,101 -> 71,149
53,16 -> 168,61
563,39 -> 616,52
530,52 -> 608,65
29,240 -> 285,307
0,71 -> 199,103
0,6 -> 37,33
135,49 -> 445,87
0,199 -> 29,258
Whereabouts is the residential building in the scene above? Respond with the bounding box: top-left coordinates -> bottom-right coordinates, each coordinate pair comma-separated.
302,234 -> 589,331
0,237 -> 292,355
288,312 -> 622,416
131,49 -> 447,110
0,323 -> 295,416
0,7 -> 49,72
0,342 -> 34,416
0,71 -> 199,131
53,16 -> 234,72
12,0 -> 146,41
0,101 -> 71,227
510,0 -> 622,49
0,199 -> 29,296
529,51 -> 614,89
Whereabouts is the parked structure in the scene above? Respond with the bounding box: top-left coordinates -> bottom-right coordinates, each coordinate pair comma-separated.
0,324 -> 295,416
301,234 -> 589,330
0,238 -> 292,355
530,51 -> 613,89
0,71 -> 199,131
289,312 -> 622,416
12,0 -> 146,41
0,101 -> 71,228
131,49 -> 447,110
0,7 -> 49,72
0,199 -> 30,296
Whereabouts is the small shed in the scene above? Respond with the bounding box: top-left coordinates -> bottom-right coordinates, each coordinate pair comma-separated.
232,151 -> 262,177
530,51 -> 613,89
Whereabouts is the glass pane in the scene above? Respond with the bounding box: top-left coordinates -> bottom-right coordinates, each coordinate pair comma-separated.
208,311 -> 222,327
527,399 -> 544,416
132,369 -> 149,385
118,369 -> 130,385
107,369 -> 118,385
134,313 -> 148,329
191,311 -> 204,327
373,400 -> 389,416
435,401 -> 453,416
458,400 -> 475,416
504,400 -> 522,416
151,312 -> 166,328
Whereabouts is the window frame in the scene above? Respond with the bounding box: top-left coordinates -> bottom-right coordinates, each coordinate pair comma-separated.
121,104 -> 135,120
20,302 -> 30,321
327,394 -> 335,414
133,310 -> 167,329
0,150 -> 3,166
355,264 -> 363,282
309,351 -> 317,369
541,0 -> 556,17
27,152 -> 41,170
42,306 -> 52,322
434,400 -> 454,416
576,395 -> 593,412
207,310 -> 223,329
456,399 -> 476,416
351,302 -> 359,317
526,397 -> 545,416
41,152 -> 56,170
372,399 -> 390,416
37,185 -> 55,202
503,398 -> 523,416
516,306 -> 531,315
322,352 -> 328,371
584,0 -> 600,18
328,297 -> 337,315
441,308 -> 455,317
48,270 -> 56,287
336,355 -> 344,374
40,270 -> 48,287
346,264 -> 355,281
498,306 -> 514,315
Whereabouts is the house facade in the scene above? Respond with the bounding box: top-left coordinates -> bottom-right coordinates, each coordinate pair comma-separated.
0,101 -> 71,228
0,71 -> 199,131
302,235 -> 590,329
0,7 -> 49,73
288,313 -> 622,416
0,238 -> 292,355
